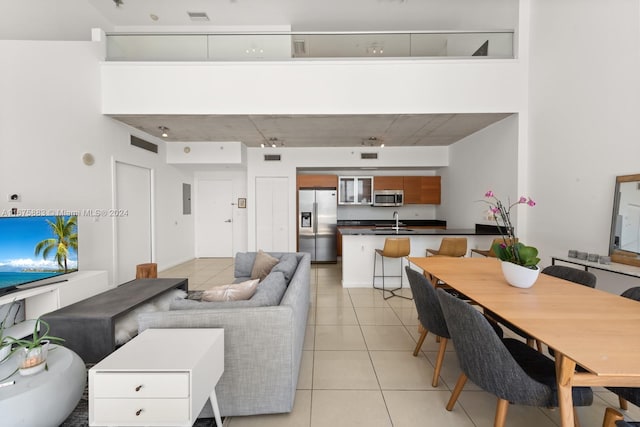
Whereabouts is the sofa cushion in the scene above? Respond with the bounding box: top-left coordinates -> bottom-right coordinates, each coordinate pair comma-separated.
202,279 -> 260,302
272,253 -> 298,284
170,271 -> 287,310
251,250 -> 280,281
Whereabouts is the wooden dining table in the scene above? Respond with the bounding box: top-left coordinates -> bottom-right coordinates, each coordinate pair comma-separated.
408,256 -> 640,427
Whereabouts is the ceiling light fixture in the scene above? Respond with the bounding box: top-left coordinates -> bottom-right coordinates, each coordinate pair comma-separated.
269,137 -> 278,148
158,126 -> 169,138
150,14 -> 159,21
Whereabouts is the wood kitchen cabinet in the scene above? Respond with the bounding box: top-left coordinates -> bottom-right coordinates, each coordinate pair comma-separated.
403,176 -> 441,204
297,174 -> 338,189
373,176 -> 404,191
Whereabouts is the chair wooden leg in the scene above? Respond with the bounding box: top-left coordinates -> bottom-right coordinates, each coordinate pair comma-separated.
494,398 -> 509,427
446,373 -> 468,411
526,337 -> 535,348
602,407 -> 624,427
619,396 -> 629,410
414,325 -> 428,357
432,337 -> 448,387
573,407 -> 582,427
536,339 -> 543,353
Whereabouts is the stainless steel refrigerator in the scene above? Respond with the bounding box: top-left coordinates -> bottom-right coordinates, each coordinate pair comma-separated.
298,188 -> 337,262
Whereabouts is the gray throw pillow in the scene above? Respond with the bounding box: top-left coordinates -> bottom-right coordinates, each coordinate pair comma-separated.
272,253 -> 298,283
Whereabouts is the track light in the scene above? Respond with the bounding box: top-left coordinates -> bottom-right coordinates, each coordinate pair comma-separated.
158,126 -> 169,138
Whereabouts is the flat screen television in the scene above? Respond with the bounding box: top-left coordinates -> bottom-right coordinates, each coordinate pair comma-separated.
0,215 -> 78,295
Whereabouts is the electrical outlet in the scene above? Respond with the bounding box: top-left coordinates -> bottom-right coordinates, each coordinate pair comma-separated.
8,193 -> 20,202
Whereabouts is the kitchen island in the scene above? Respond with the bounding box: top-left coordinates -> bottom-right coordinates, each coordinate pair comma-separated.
340,226 -> 500,287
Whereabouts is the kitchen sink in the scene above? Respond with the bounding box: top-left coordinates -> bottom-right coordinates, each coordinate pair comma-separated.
371,227 -> 416,234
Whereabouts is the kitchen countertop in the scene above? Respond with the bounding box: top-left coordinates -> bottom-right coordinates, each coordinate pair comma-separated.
337,219 -> 447,227
339,227 -> 493,236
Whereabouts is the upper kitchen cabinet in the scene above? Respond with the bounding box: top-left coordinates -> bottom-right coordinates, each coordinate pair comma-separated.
338,176 -> 373,205
297,174 -> 338,189
404,176 -> 441,204
373,176 -> 404,191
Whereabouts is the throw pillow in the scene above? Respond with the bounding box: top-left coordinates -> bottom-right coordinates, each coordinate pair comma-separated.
202,279 -> 260,302
250,250 -> 279,281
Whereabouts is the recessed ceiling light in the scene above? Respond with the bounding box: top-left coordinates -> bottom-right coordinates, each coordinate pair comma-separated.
158,126 -> 169,138
150,14 -> 159,21
187,11 -> 210,21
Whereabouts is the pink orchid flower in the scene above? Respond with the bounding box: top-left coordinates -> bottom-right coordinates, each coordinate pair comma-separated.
490,207 -> 500,213
485,190 -> 494,198
518,196 -> 527,203
527,198 -> 536,207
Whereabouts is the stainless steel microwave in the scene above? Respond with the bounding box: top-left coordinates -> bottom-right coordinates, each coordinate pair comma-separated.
373,190 -> 404,206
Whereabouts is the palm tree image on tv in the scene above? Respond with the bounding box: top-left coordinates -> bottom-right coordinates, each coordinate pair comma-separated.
34,216 -> 78,273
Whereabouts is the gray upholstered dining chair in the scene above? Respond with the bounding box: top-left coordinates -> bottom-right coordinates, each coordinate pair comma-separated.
602,407 -> 640,427
404,266 -> 451,387
606,287 -> 640,411
436,288 -> 593,427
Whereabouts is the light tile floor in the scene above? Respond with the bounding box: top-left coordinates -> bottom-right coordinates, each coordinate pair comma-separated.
160,258 -> 640,427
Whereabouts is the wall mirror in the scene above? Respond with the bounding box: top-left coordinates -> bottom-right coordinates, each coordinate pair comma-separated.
609,174 -> 640,262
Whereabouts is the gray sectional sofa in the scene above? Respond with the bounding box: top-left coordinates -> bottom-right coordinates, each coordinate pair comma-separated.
137,251 -> 311,418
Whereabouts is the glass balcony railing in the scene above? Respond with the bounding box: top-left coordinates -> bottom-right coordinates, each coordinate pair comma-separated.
105,31 -> 514,61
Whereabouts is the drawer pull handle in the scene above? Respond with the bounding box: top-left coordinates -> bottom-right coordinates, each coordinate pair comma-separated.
136,409 -> 143,416
135,385 -> 143,392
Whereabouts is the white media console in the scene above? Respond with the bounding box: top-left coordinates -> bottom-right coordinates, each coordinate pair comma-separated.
0,270 -> 109,338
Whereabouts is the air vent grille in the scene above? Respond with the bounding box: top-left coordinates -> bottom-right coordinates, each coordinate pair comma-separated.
264,154 -> 281,161
130,135 -> 158,153
187,11 -> 210,21
361,152 -> 378,159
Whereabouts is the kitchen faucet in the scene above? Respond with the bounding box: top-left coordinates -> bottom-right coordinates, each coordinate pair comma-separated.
393,211 -> 399,231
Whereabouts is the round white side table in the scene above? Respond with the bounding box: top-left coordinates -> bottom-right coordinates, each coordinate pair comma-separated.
0,345 -> 86,427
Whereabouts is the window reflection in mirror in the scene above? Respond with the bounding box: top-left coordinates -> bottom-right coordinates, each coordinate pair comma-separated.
610,174 -> 640,255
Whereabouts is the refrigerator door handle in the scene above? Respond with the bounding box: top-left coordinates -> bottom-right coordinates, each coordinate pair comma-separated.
313,202 -> 318,234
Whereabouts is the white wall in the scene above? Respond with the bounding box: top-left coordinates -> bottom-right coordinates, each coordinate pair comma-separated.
527,0 -> 640,291
439,114 -> 519,231
0,40 -> 195,285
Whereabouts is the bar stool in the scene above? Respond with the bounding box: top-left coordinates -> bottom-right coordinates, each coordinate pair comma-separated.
136,263 -> 158,279
426,237 -> 468,257
373,237 -> 412,300
425,237 -> 468,295
470,237 -> 517,257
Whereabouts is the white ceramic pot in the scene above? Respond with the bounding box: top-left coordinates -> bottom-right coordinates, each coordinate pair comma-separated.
501,261 -> 540,288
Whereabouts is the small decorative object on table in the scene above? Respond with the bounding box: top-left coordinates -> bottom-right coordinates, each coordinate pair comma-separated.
481,190 -> 541,288
6,317 -> 64,376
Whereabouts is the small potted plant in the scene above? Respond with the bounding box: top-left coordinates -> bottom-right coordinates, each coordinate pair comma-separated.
6,317 -> 64,376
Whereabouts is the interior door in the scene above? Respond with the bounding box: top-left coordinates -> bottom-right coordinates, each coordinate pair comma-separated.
115,162 -> 152,285
196,179 -> 233,257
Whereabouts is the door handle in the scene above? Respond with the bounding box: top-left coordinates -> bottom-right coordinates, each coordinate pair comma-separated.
224,219 -> 232,223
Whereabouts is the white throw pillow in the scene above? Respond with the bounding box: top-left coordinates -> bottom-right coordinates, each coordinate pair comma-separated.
202,279 -> 260,302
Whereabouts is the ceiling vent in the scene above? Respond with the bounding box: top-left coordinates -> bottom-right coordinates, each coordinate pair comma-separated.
361,152 -> 378,159
293,40 -> 307,55
130,135 -> 158,153
264,154 -> 282,161
187,11 -> 210,21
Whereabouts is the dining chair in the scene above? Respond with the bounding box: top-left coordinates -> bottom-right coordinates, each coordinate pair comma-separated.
486,265 -> 596,351
606,286 -> 640,411
602,407 -> 639,427
404,266 -> 452,387
372,237 -> 412,300
436,288 -> 593,427
470,237 -> 517,258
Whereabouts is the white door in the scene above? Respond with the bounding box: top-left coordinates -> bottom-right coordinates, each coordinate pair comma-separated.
196,179 -> 233,257
256,177 -> 289,251
115,162 -> 152,285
